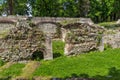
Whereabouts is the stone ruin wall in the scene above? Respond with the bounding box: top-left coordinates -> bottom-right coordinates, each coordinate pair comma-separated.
0,16 -> 103,62
103,30 -> 120,49
62,23 -> 104,55
0,18 -> 16,39
100,19 -> 120,49
31,17 -> 94,25
36,22 -> 62,39
0,16 -> 106,62
0,17 -> 54,62
0,20 -> 47,62
117,19 -> 120,24
0,23 -> 14,31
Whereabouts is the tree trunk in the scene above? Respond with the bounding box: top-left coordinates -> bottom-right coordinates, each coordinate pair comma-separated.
8,0 -> 13,15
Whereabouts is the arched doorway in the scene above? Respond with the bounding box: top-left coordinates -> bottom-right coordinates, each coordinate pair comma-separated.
31,50 -> 44,61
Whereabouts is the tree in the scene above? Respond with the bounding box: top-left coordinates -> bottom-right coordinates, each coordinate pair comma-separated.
111,0 -> 120,20
31,0 -> 60,17
8,0 -> 13,15
13,0 -> 28,15
62,0 -> 79,17
0,0 -> 28,15
0,0 -> 120,23
77,0 -> 90,17
88,0 -> 115,22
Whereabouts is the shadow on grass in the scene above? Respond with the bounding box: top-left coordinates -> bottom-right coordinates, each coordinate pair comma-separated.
51,67 -> 120,80
1,67 -> 120,80
0,76 -> 11,80
53,52 -> 62,58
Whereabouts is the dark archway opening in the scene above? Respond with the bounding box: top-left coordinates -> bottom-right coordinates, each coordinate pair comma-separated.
31,50 -> 44,61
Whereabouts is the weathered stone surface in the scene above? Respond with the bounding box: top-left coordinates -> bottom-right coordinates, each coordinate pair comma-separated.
104,30 -> 120,49
31,17 -> 94,25
36,22 -> 62,38
0,20 -> 53,62
61,28 -> 67,42
98,35 -> 104,52
116,19 -> 120,24
0,18 -> 16,39
79,18 -> 94,25
63,23 -> 104,55
0,16 -> 106,61
44,34 -> 53,60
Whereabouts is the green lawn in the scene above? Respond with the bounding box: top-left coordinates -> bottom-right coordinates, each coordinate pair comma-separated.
0,40 -> 120,80
98,21 -> 116,26
0,63 -> 25,78
33,45 -> 120,80
0,59 -> 4,67
52,40 -> 65,58
98,21 -> 120,29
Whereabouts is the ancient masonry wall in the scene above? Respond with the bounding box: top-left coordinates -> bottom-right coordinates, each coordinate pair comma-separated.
62,23 -> 104,55
0,18 -> 54,61
0,16 -> 106,62
103,30 -> 120,49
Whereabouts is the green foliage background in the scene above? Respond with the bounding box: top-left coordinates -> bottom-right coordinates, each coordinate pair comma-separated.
0,0 -> 120,22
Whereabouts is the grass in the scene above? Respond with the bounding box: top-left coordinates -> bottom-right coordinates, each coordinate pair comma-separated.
19,61 -> 40,78
33,48 -> 120,80
0,59 -> 4,67
0,40 -> 120,80
98,21 -> 116,26
0,63 -> 25,78
52,40 -> 65,58
98,21 -> 120,29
